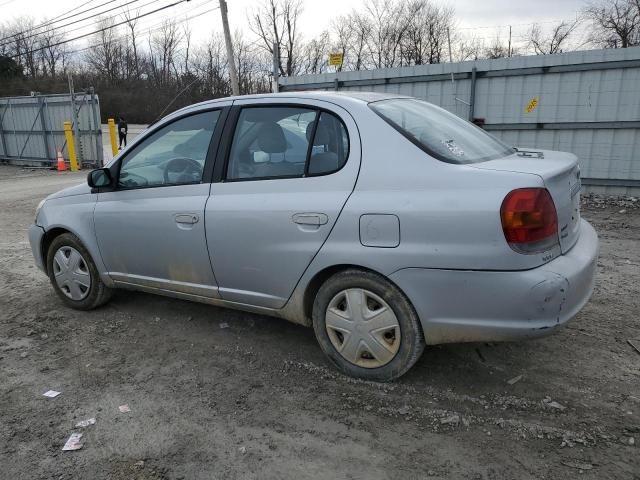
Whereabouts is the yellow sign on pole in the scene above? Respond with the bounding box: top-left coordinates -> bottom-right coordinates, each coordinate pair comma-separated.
525,96 -> 540,113
329,53 -> 343,66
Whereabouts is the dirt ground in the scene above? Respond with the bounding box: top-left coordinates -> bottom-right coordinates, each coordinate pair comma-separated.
0,165 -> 638,480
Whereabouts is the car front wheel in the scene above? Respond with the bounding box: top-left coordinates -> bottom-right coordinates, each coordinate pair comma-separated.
312,269 -> 425,381
46,233 -> 112,310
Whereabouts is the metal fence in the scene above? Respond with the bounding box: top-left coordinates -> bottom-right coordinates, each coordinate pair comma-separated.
280,47 -> 640,194
0,92 -> 103,168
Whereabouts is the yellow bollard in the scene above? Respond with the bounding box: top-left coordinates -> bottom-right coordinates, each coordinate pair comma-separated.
107,118 -> 118,156
63,121 -> 79,172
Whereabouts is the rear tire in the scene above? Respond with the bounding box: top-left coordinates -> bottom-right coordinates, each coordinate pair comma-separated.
312,269 -> 425,382
46,233 -> 112,310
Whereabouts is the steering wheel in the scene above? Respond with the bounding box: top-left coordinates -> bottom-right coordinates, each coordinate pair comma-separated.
119,171 -> 149,188
163,157 -> 203,184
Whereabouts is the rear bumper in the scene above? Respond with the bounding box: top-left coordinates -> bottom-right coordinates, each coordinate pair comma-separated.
389,219 -> 599,345
28,224 -> 46,273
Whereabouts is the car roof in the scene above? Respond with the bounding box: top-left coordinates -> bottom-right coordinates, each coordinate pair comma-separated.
177,91 -> 407,113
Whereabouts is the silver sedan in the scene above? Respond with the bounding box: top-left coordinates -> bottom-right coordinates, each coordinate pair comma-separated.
28,92 -> 599,381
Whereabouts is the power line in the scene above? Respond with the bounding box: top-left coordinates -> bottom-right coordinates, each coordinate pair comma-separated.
46,0 -> 103,23
10,0 -> 190,59
0,0 -> 121,43
64,1 -> 216,56
0,0 -> 153,48
1,0 -> 167,51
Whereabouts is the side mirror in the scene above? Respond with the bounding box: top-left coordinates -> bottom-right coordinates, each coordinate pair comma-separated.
87,168 -> 113,189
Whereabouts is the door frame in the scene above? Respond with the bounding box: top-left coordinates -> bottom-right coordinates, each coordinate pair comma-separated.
92,103 -> 233,297
204,97 -> 363,308
101,103 -> 232,191
211,98 -> 357,184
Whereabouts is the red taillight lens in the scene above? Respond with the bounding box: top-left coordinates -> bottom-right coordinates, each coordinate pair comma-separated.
501,188 -> 558,253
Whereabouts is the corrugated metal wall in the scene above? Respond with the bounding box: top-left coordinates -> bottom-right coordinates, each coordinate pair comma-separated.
0,92 -> 103,167
280,47 -> 640,194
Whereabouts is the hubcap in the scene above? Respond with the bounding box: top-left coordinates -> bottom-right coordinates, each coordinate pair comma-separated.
52,246 -> 91,301
325,288 -> 401,368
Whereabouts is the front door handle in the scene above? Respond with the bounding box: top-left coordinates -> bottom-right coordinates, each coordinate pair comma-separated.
175,214 -> 199,225
292,213 -> 328,226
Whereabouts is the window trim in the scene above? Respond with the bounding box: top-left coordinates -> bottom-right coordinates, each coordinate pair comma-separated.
214,103 -> 351,183
113,107 -> 228,191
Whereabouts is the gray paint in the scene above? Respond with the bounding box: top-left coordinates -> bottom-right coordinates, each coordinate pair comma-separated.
29,92 -> 599,346
359,214 -> 400,248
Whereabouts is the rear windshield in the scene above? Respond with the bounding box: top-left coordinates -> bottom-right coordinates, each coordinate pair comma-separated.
370,98 -> 515,164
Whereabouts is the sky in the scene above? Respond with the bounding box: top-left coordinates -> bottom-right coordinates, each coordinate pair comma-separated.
0,0 -> 589,51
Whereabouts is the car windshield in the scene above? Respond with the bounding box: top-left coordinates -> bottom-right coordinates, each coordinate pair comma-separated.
370,98 -> 515,164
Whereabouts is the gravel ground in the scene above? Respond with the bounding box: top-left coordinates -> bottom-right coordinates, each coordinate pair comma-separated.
0,165 -> 638,480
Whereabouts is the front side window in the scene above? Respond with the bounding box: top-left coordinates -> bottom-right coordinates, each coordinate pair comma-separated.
226,106 -> 349,180
370,98 -> 514,164
118,110 -> 219,188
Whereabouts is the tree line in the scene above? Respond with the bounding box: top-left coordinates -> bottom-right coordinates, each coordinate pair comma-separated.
1,0 -> 639,123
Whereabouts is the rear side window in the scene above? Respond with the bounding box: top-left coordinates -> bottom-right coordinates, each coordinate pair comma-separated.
370,98 -> 514,164
307,112 -> 349,175
226,106 -> 349,180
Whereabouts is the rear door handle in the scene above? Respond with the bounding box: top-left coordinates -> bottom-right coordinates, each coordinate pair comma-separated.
292,213 -> 328,226
175,214 -> 199,225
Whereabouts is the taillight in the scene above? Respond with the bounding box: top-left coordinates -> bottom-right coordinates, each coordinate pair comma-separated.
501,188 -> 559,253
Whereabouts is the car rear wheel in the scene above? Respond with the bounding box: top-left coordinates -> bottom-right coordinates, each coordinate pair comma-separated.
312,269 -> 425,381
46,233 -> 112,310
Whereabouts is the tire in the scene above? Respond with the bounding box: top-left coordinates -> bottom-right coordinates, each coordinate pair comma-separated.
46,233 -> 112,310
312,269 -> 425,382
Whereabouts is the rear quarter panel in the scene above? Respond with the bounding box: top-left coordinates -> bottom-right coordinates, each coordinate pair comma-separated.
299,105 -> 557,280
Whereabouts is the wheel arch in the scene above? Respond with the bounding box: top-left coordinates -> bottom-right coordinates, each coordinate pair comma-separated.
41,227 -> 73,275
301,264 -> 418,328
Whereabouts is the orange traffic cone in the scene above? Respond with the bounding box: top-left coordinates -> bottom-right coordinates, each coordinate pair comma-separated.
56,150 -> 66,172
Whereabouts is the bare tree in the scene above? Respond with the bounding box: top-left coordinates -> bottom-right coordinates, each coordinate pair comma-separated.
248,0 -> 303,76
6,17 -> 41,78
38,27 -> 67,78
86,17 -> 124,81
527,19 -> 580,54
300,31 -> 329,74
455,35 -> 484,61
346,11 -> 371,70
233,31 -> 271,94
148,19 -> 183,86
123,9 -> 140,79
484,34 -> 511,59
182,23 -> 192,75
400,0 -> 454,65
361,0 -> 409,68
329,16 -> 353,72
584,0 -> 640,48
192,33 -> 229,95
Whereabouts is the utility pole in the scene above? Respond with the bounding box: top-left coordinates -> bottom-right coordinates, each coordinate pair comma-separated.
508,25 -> 512,57
67,73 -> 82,167
218,0 -> 239,96
447,27 -> 454,84
272,41 -> 279,93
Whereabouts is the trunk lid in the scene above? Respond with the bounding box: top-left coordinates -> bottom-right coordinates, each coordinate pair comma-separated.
472,149 -> 581,253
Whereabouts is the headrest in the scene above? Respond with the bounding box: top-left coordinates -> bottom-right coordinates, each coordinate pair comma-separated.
306,120 -> 331,146
257,122 -> 287,153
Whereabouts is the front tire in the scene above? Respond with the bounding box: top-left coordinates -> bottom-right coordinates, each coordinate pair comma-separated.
312,269 -> 425,382
46,233 -> 112,310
